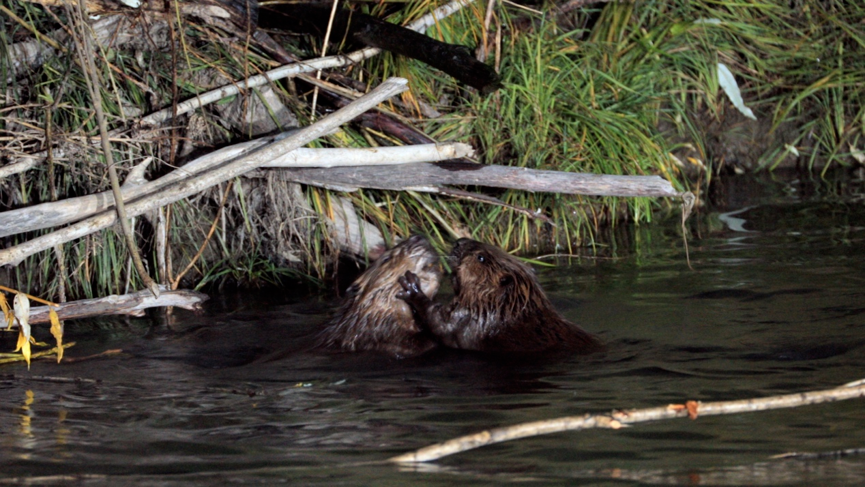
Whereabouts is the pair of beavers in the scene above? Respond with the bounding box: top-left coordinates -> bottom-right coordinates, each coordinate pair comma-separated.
318,235 -> 601,358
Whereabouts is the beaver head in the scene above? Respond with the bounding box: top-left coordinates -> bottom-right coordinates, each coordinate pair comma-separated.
441,238 -> 600,353
449,238 -> 550,324
319,234 -> 442,357
349,234 -> 442,316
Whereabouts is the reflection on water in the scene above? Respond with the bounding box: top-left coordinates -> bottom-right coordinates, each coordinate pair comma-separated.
2,173 -> 864,485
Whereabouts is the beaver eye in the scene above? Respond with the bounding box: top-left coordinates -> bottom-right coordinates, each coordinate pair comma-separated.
477,254 -> 485,264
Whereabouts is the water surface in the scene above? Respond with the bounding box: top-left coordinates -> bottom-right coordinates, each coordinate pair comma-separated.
2,174 -> 864,485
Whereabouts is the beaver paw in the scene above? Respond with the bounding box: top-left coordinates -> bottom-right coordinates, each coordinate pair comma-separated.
397,271 -> 423,302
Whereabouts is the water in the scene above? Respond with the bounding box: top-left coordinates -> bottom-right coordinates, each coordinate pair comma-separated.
2,173 -> 864,485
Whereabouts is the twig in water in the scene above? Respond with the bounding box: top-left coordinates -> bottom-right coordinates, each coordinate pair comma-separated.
0,342 -> 76,365
19,373 -> 99,384
389,380 -> 865,463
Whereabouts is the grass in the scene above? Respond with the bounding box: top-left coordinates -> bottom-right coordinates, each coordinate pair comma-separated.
1,0 -> 863,299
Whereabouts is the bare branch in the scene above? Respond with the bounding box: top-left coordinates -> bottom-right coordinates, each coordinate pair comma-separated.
139,0 -> 477,126
0,77 -> 409,266
1,0 -> 475,180
0,143 -> 473,238
23,288 -> 209,324
286,162 -> 681,197
390,381 -> 865,463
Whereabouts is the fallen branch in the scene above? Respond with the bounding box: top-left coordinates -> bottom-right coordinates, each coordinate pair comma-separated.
264,143 -> 475,168
259,2 -> 500,93
285,162 -> 681,197
23,288 -> 209,324
389,379 -> 865,463
139,0 -> 476,126
0,77 -> 409,266
0,0 -> 473,180
0,149 -> 678,240
0,142 -> 473,238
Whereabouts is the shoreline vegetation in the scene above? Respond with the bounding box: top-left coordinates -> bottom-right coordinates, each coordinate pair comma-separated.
1,0 -> 863,308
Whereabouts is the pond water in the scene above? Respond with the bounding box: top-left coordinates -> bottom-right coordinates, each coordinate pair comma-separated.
2,172 -> 864,485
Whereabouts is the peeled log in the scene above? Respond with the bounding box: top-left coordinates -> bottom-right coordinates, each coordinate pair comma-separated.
284,163 -> 681,197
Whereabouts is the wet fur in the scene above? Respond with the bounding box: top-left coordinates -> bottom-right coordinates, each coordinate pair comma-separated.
318,235 -> 442,358
400,238 -> 601,353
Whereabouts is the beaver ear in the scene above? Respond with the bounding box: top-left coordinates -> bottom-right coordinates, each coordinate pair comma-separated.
499,275 -> 513,287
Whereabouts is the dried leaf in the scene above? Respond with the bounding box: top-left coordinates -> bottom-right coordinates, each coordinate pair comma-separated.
686,400 -> 700,420
15,333 -> 32,369
50,308 -> 64,363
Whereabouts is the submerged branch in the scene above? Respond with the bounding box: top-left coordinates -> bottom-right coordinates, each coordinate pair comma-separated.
389,380 -> 865,463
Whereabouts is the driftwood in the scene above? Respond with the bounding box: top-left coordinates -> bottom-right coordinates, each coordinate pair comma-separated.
0,156 -> 678,241
0,143 -> 474,238
0,77 -> 409,266
25,288 -> 209,325
310,86 -> 474,165
285,163 -> 680,197
389,379 -> 865,463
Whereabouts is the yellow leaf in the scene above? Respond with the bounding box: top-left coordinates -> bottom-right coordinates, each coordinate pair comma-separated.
16,331 -> 31,369
50,309 -> 64,363
13,293 -> 32,369
0,293 -> 12,329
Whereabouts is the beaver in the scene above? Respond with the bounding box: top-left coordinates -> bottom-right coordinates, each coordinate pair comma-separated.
398,238 -> 601,354
317,235 -> 443,358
